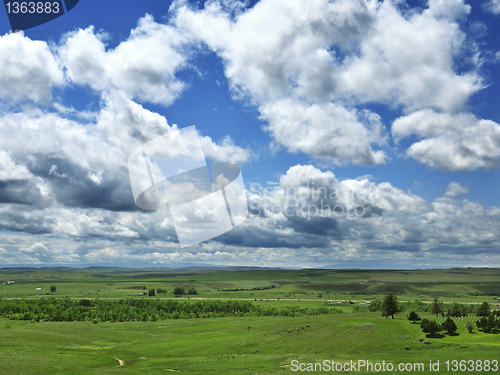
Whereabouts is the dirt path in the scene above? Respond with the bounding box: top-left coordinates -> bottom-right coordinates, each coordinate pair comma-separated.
114,358 -> 124,367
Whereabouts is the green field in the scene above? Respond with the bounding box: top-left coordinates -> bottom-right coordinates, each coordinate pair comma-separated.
1,267 -> 499,302
0,267 -> 499,374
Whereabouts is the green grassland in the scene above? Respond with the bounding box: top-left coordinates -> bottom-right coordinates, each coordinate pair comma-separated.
0,312 -> 498,374
0,267 -> 499,374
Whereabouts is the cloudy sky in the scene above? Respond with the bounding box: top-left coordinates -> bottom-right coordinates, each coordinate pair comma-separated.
0,0 -> 499,269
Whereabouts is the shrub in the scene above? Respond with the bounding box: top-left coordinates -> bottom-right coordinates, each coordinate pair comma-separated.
407,311 -> 421,323
369,300 -> 382,312
188,288 -> 197,295
50,286 -> 56,293
421,318 -> 442,337
465,321 -> 474,333
352,305 -> 368,313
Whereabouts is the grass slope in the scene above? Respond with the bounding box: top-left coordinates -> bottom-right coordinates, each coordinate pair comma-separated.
0,312 -> 498,374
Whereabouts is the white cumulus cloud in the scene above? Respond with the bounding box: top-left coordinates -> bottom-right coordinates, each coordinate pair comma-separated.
199,135 -> 255,164
261,99 -> 386,165
444,181 -> 470,198
171,0 -> 483,166
0,32 -> 64,105
59,15 -> 189,106
393,109 -> 500,171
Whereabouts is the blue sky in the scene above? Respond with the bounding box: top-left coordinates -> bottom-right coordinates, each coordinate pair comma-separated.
0,0 -> 499,268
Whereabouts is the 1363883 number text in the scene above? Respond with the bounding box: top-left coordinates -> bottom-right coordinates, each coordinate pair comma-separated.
5,2 -> 60,14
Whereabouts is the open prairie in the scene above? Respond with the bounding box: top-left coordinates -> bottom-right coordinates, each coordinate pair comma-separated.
0,267 -> 499,374
1,267 -> 499,302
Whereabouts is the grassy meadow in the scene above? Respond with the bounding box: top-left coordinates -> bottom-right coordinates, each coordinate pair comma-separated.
0,267 -> 499,374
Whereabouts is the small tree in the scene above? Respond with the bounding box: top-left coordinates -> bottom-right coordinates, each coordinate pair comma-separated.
50,286 -> 57,293
465,321 -> 474,333
188,288 -> 197,295
477,301 -> 490,317
173,287 -> 185,295
407,311 -> 421,324
421,318 -> 442,337
430,298 -> 442,317
382,294 -> 400,319
442,317 -> 458,335
148,289 -> 155,297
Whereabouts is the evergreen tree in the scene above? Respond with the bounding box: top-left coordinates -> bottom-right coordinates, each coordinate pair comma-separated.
476,316 -> 487,330
485,313 -> 497,333
442,317 -> 457,335
476,302 -> 490,317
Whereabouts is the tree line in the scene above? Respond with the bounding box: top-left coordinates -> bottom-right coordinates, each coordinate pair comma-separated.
147,287 -> 197,296
370,296 -> 492,317
0,298 -> 342,323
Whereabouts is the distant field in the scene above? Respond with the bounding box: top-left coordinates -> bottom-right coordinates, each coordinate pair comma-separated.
0,267 -> 499,374
1,267 -> 499,304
